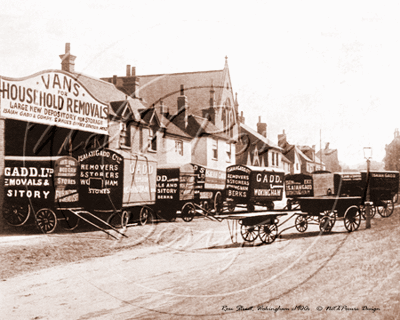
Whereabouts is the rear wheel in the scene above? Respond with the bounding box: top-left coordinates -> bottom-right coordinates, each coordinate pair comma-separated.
60,210 -> 80,230
214,191 -> 223,213
344,205 -> 361,232
3,203 -> 31,226
35,208 -> 57,234
107,211 -> 123,228
240,224 -> 259,242
258,223 -> 278,244
139,207 -> 152,226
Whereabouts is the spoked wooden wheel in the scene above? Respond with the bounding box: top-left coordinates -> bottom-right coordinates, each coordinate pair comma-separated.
3,203 -> 31,226
227,200 -> 236,213
35,208 -> 57,234
258,223 -> 278,244
139,207 -> 152,226
359,205 -> 376,220
60,210 -> 80,230
344,205 -> 361,232
319,213 -> 335,233
181,203 -> 195,222
247,203 -> 255,212
295,215 -> 308,233
121,210 -> 131,227
377,200 -> 394,218
107,211 -> 123,228
240,224 -> 259,242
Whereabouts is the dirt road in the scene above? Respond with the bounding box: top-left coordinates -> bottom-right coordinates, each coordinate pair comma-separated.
2,210 -> 400,319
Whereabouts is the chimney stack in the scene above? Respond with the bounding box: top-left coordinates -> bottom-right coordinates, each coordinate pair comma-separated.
121,65 -> 139,98
209,82 -> 215,107
238,111 -> 245,124
59,43 -> 76,73
159,99 -> 169,118
325,142 -> 330,150
278,129 -> 287,148
257,116 -> 267,138
177,85 -> 189,128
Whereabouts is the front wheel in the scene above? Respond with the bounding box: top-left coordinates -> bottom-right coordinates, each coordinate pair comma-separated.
319,213 -> 335,233
247,202 -> 255,212
378,200 -> 394,218
240,224 -> 259,242
344,205 -> 361,232
295,215 -> 308,233
181,203 -> 195,222
258,223 -> 278,244
35,208 -> 57,234
227,200 -> 236,213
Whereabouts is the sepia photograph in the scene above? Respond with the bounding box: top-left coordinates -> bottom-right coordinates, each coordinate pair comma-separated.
1,1 -> 399,319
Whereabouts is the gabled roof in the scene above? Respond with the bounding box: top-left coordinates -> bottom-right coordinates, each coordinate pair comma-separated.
240,122 -> 282,151
137,69 -> 226,116
281,154 -> 291,163
72,72 -> 145,120
185,114 -> 231,140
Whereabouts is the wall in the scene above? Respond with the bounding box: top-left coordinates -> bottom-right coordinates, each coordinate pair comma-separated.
161,136 -> 192,165
191,137 -> 208,167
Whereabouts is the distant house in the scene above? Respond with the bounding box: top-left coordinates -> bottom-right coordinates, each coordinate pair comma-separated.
316,143 -> 342,172
140,105 -> 192,166
384,128 -> 400,171
298,145 -> 325,172
101,57 -> 239,143
140,87 -> 234,171
236,116 -> 284,170
278,130 -> 325,174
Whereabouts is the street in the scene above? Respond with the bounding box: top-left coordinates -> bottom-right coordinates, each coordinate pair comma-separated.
1,208 -> 400,320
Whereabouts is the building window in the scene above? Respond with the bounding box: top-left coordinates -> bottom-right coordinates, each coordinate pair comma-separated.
271,152 -> 275,166
120,122 -> 130,148
175,140 -> 183,156
296,163 -> 299,170
148,127 -> 157,151
276,153 -> 279,167
226,143 -> 231,163
212,139 -> 218,160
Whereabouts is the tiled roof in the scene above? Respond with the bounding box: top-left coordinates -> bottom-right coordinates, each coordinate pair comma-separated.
72,72 -> 146,120
137,69 -> 225,116
281,154 -> 291,163
240,122 -> 281,151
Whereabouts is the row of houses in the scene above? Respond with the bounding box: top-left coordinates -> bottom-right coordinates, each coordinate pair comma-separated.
1,43 -> 341,179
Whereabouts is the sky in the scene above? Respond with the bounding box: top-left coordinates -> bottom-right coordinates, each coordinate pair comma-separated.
1,0 -> 399,167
